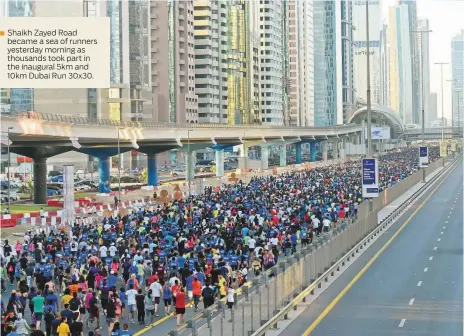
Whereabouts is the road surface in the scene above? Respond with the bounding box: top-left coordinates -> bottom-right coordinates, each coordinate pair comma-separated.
284,159 -> 463,336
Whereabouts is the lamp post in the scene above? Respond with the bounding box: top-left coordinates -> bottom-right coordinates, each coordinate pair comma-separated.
7,127 -> 13,211
365,0 -> 372,158
187,129 -> 192,198
412,28 -> 432,183
435,62 -> 449,141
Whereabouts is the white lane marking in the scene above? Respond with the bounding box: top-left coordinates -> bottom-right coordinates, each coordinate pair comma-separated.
443,226 -> 446,229
437,238 -> 441,242
441,232 -> 444,235
424,267 -> 428,272
409,298 -> 415,305
448,216 -> 450,219
434,247 -> 438,250
399,319 -> 407,328
429,256 -> 433,261
445,221 -> 448,223
417,281 -> 422,287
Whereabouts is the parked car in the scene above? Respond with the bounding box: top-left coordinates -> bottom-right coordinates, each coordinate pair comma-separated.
75,184 -> 92,191
171,168 -> 186,177
48,175 -> 63,183
48,170 -> 62,177
0,191 -> 20,203
78,180 -> 98,189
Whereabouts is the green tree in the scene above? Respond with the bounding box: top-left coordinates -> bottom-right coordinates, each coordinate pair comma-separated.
140,168 -> 147,183
19,180 -> 33,199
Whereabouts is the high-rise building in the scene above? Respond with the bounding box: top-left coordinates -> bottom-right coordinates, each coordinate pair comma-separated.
260,0 -> 284,125
417,18 -> 431,127
1,0 -> 34,115
287,0 -> 314,126
379,23 -> 390,106
150,0 -> 198,124
398,0 -> 421,125
352,0 -> 382,105
313,0 -> 354,126
428,92 -> 438,124
388,4 -> 413,124
451,30 -> 464,128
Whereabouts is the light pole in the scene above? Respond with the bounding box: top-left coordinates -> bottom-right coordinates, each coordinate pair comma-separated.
7,127 -> 13,212
435,62 -> 449,141
412,28 -> 432,183
365,0 -> 372,157
243,129 -> 248,182
187,129 -> 192,198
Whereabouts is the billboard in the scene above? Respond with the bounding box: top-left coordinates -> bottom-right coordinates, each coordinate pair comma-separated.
419,146 -> 428,168
362,158 -> 379,198
363,126 -> 391,140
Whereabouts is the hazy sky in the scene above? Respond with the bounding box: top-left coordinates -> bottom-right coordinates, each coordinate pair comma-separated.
382,0 -> 464,120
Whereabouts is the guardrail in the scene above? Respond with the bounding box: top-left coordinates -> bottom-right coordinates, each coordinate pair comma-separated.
252,155 -> 461,336
163,155 -> 460,336
3,111 -> 362,132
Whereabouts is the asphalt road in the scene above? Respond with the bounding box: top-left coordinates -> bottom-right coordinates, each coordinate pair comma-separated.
283,160 -> 463,336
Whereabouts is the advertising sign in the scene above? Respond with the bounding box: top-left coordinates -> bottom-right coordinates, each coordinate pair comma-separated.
419,146 -> 428,168
439,141 -> 448,158
63,165 -> 75,226
362,158 -> 379,198
363,126 -> 391,140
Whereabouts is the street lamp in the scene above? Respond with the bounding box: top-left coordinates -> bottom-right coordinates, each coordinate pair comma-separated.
435,62 -> 449,141
187,129 -> 192,198
412,28 -> 432,183
365,0 -> 372,157
7,127 -> 13,212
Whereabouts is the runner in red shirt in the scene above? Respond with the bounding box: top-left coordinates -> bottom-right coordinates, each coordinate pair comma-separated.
174,287 -> 186,326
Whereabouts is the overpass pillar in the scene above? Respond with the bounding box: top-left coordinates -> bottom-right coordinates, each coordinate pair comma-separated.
310,142 -> 317,162
147,154 -> 158,186
33,157 -> 47,204
185,150 -> 196,183
261,146 -> 269,170
98,157 -> 111,193
322,142 -> 328,162
295,143 -> 302,164
279,145 -> 287,167
215,149 -> 224,177
339,138 -> 346,160
332,140 -> 339,159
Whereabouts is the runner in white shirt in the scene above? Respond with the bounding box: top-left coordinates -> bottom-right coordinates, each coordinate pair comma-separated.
312,216 -> 320,235
99,245 -> 108,258
109,243 -> 117,257
149,280 -> 162,316
322,218 -> 331,232
125,287 -> 138,323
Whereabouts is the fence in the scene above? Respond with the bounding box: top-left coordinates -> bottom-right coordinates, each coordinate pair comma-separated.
166,155 -> 455,336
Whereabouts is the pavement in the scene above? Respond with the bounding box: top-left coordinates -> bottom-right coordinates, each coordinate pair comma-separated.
280,159 -> 463,336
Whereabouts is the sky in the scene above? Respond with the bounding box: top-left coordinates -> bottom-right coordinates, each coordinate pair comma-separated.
382,0 -> 464,120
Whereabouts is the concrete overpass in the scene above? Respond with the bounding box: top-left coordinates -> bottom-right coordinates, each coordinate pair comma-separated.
402,127 -> 463,140
1,111 -> 363,203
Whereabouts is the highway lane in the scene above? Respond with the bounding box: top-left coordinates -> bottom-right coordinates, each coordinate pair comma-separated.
283,159 -> 463,336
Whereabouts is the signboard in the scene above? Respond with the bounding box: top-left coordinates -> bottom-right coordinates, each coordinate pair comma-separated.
362,158 -> 379,198
439,141 -> 448,158
63,165 -> 75,226
363,126 -> 391,140
419,146 -> 428,168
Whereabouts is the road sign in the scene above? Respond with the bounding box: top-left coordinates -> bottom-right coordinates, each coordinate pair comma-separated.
362,158 -> 379,198
419,146 -> 428,168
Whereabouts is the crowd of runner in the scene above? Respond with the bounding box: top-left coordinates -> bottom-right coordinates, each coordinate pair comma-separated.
0,147 -> 440,336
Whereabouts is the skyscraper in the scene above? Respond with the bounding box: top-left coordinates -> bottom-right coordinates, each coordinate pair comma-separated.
379,23 -> 390,106
388,4 -> 413,124
417,18 -> 431,127
260,0 -> 284,125
451,30 -> 464,128
314,1 -> 353,126
352,0 -> 382,105
398,0 -> 421,125
287,0 -> 314,126
150,0 -> 198,124
1,0 -> 34,115
428,92 -> 437,124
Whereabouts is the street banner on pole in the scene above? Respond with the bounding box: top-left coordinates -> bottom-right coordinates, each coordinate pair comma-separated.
419,146 -> 429,168
439,141 -> 448,158
362,158 -> 379,198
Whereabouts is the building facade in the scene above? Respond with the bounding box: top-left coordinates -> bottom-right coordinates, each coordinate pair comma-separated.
379,23 -> 390,107
287,0 -> 314,126
417,18 -> 431,128
260,0 -> 284,125
451,30 -> 464,128
388,4 -> 413,125
352,0 -> 382,105
428,92 -> 437,125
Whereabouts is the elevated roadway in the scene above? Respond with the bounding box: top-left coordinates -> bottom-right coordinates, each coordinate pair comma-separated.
283,159 -> 463,336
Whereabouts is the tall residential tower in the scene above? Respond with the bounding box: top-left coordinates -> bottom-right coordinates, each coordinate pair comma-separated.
451,30 -> 464,128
